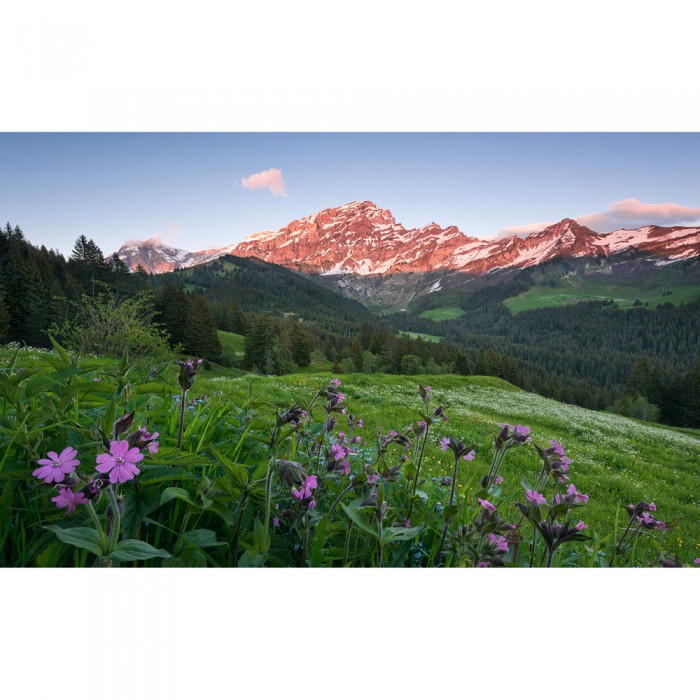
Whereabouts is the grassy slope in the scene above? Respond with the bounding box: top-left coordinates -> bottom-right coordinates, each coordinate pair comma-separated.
399,331 -> 443,343
201,371 -> 700,561
418,306 -> 465,321
504,277 -> 700,314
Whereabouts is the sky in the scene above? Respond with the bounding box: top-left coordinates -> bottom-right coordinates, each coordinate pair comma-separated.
1,133 -> 699,256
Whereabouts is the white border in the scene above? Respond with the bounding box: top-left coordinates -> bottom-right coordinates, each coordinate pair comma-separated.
2,2 -> 699,699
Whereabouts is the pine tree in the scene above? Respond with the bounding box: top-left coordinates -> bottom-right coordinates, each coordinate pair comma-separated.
349,338 -> 364,371
156,283 -> 189,346
455,351 -> 471,375
183,294 -> 222,358
0,294 -> 9,343
274,329 -> 295,374
290,322 -> 312,367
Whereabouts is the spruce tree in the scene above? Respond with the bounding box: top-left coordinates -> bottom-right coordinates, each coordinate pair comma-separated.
183,294 -> 222,358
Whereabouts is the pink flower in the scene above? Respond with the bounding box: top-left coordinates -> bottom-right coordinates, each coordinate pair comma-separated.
51,486 -> 88,515
291,487 -> 303,500
488,533 -> 509,553
33,447 -> 80,484
330,443 -> 347,461
424,386 -> 432,393
477,561 -> 491,567
353,435 -> 361,444
272,517 -> 280,527
463,450 -> 476,461
550,440 -> 566,457
566,483 -> 588,504
367,473 -> 379,484
95,440 -> 144,483
575,521 -> 588,531
478,498 -> 497,512
337,393 -> 346,402
525,489 -> 546,507
356,419 -> 363,428
494,476 -> 504,485
308,500 -> 316,510
439,437 -> 450,452
648,502 -> 657,512
694,558 -> 700,565
637,512 -> 654,525
330,378 -> 341,388
340,460 -> 351,476
560,456 -> 572,471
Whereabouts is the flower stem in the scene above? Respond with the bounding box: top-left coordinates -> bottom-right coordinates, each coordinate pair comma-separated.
407,425 -> 430,521
438,454 -> 461,555
106,486 -> 121,555
177,388 -> 187,450
85,501 -> 108,555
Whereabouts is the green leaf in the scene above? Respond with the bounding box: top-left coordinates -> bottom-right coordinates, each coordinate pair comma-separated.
35,541 -> 64,567
309,516 -> 329,567
253,517 -> 270,554
340,503 -> 378,539
211,447 -> 249,489
238,551 -> 267,567
45,525 -> 104,557
162,548 -> 208,567
107,539 -> 172,562
121,488 -> 162,539
160,486 -> 197,508
381,525 -> 423,546
443,504 -> 459,523
183,529 -> 227,549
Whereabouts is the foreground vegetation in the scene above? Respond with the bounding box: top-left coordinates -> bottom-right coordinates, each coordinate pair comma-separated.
1,342 -> 697,567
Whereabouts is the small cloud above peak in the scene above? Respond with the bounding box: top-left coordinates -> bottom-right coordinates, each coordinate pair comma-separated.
576,198 -> 700,231
240,168 -> 287,197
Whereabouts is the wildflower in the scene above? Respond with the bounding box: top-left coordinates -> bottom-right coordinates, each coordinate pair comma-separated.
353,435 -> 361,444
51,486 -> 88,515
292,475 -> 318,501
463,450 -> 476,461
648,502 -> 657,512
550,439 -> 566,457
277,460 -> 307,486
477,561 -> 491,568
95,440 -> 144,483
330,443 -> 347,461
330,378 -> 341,388
488,533 -> 509,553
494,476 -> 504,485
273,517 -> 280,527
525,489 -> 546,507
356,419 -> 363,428
575,521 -> 588,531
308,500 -> 316,510
33,447 -> 80,484
566,483 -> 588,504
439,437 -> 450,451
694,558 -> 700,565
367,473 -> 379,484
478,498 -> 497,512
424,386 -> 432,394
340,460 -> 351,475
178,357 -> 204,391
337,392 -> 346,403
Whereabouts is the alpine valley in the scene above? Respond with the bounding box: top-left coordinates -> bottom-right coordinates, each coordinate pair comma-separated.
116,200 -> 700,311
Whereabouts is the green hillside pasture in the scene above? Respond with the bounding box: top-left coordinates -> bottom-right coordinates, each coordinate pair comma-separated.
505,277 -> 700,314
418,306 -> 465,321
399,331 -> 443,343
201,372 -> 700,562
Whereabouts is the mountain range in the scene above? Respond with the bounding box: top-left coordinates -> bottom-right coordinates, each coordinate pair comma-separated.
116,200 -> 700,277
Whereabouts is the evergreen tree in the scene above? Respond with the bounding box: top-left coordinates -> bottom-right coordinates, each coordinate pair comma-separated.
455,351 -> 471,376
274,329 -> 295,375
349,338 -> 364,371
183,294 -> 222,358
156,283 -> 189,346
0,295 -> 9,343
289,322 -> 312,367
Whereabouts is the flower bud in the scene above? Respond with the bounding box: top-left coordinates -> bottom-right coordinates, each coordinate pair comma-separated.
276,459 -> 307,486
113,411 -> 136,440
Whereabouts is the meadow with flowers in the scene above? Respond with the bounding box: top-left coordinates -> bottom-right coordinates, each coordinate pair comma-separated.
1,341 -> 698,567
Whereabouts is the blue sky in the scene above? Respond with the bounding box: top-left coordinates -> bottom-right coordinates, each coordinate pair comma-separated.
1,133 -> 699,256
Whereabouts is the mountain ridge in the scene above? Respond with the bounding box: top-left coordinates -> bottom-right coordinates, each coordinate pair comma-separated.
115,200 -> 700,275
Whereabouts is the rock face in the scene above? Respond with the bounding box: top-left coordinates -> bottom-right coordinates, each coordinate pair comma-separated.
115,201 -> 700,274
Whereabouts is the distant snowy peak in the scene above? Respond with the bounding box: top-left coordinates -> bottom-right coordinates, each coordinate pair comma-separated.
115,202 -> 700,275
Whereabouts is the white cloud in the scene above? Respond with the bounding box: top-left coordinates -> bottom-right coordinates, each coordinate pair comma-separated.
576,198 -> 700,231
496,220 -> 554,238
240,168 -> 287,197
